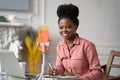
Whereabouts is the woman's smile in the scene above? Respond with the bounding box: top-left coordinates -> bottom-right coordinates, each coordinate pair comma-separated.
59,18 -> 77,40
62,32 -> 69,37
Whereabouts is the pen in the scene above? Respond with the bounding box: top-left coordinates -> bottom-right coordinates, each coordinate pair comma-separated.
46,58 -> 56,75
46,57 -> 53,70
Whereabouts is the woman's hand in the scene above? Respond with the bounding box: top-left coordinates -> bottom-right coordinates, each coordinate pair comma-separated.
47,68 -> 74,76
47,68 -> 57,76
63,71 -> 74,76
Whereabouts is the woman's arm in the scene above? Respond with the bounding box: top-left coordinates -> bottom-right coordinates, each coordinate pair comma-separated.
54,44 -> 65,74
79,43 -> 103,80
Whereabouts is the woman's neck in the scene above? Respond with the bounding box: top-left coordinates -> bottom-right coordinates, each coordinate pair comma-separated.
66,33 -> 76,44
65,33 -> 76,49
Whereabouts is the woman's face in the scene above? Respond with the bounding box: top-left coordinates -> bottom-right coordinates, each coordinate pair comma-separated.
58,18 -> 77,40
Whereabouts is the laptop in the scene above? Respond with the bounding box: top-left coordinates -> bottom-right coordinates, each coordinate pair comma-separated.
0,50 -> 25,78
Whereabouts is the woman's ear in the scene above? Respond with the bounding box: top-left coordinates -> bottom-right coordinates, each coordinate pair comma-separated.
75,25 -> 78,30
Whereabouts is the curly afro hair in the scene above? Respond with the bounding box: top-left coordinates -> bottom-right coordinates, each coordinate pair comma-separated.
57,4 -> 79,26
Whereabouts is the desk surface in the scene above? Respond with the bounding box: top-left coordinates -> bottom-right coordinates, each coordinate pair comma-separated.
0,74 -> 79,80
0,74 -> 33,80
44,78 -> 79,80
44,75 -> 79,80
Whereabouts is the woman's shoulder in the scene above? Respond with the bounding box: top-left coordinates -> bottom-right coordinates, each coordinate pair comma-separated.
79,37 -> 97,52
75,33 -> 95,45
79,37 -> 95,46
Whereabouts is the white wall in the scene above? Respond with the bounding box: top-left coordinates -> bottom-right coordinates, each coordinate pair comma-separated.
0,0 -> 120,74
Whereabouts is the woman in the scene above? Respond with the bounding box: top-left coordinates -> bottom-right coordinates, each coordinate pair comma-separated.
48,4 -> 103,80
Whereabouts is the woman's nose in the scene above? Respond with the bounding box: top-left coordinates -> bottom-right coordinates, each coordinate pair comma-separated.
62,27 -> 67,31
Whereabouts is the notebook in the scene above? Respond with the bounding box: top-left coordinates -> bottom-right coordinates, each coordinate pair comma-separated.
0,50 -> 25,78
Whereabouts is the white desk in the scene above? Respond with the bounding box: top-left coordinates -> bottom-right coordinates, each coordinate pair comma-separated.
0,74 -> 32,80
44,75 -> 79,80
0,74 -> 80,80
44,77 -> 79,80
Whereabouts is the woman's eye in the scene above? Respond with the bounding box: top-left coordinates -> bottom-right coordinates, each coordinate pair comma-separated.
67,25 -> 72,29
59,26 -> 63,29
59,25 -> 73,29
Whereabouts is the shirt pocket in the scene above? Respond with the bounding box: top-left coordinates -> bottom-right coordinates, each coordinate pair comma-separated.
59,55 -> 69,69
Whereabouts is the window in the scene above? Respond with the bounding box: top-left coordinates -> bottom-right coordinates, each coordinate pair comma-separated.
0,0 -> 29,11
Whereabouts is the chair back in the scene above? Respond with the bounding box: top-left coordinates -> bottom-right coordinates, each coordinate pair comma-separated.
105,50 -> 120,78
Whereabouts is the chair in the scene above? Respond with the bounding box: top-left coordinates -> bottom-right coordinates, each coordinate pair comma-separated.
101,50 -> 120,80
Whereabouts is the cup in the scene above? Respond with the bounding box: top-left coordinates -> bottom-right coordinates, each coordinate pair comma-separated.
19,62 -> 26,73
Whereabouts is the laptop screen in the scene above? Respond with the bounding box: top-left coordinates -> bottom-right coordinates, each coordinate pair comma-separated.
0,50 -> 25,78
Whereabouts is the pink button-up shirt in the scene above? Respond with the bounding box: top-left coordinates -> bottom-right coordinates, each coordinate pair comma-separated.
54,34 -> 103,80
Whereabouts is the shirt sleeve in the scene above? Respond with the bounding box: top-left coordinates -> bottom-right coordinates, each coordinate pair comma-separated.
54,44 -> 65,74
79,43 -> 103,80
